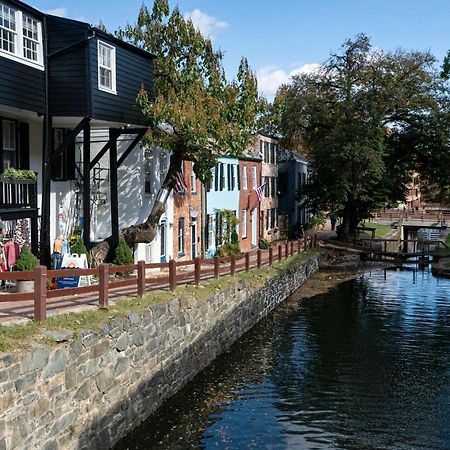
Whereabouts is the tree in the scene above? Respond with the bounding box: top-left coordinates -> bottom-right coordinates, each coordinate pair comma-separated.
276,34 -> 449,241
91,0 -> 260,262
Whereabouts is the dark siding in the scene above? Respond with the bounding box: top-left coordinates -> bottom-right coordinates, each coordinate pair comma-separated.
0,58 -> 45,113
46,16 -> 90,117
90,37 -> 152,126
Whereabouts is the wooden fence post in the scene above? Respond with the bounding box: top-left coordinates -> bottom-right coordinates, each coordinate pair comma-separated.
278,244 -> 282,262
304,236 -> 307,251
314,234 -> 317,247
169,259 -> 177,291
269,247 -> 273,266
194,257 -> 201,286
137,260 -> 146,298
309,236 -> 313,249
290,241 -> 294,256
230,254 -> 236,276
214,256 -> 220,279
285,241 -> 289,259
257,249 -> 262,268
99,263 -> 109,308
298,239 -> 302,254
34,265 -> 47,322
245,252 -> 250,272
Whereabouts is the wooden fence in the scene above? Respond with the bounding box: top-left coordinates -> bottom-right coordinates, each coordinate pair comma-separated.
0,236 -> 317,322
372,209 -> 450,223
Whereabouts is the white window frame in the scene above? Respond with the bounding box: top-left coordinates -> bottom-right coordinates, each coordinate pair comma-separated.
242,166 -> 248,190
252,166 -> 257,189
0,4 -> 43,70
2,119 -> 16,171
241,209 -> 247,238
98,40 -> 117,94
191,164 -> 197,193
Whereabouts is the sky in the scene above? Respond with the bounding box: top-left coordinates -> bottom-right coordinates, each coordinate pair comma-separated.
32,0 -> 450,100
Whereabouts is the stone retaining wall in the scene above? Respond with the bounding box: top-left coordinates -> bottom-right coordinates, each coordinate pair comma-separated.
0,255 -> 319,450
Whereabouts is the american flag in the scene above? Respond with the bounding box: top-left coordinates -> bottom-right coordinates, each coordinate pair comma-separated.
175,171 -> 187,193
251,182 -> 266,210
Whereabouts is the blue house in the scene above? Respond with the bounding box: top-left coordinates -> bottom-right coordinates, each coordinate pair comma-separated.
205,157 -> 240,257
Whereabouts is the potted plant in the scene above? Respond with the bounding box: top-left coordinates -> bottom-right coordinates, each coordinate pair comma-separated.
113,239 -> 134,277
13,245 -> 39,293
1,168 -> 37,183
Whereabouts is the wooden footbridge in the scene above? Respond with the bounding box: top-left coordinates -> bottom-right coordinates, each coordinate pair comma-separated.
321,237 -> 449,263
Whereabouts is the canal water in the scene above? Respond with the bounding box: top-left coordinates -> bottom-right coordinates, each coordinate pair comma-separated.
115,266 -> 450,450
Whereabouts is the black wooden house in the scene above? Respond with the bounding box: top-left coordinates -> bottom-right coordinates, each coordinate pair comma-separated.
0,0 -> 154,262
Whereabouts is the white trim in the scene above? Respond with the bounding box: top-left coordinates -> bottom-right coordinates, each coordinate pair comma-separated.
0,5 -> 44,70
97,40 -> 117,95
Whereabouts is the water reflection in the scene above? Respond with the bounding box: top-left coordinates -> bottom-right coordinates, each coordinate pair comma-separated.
115,266 -> 450,450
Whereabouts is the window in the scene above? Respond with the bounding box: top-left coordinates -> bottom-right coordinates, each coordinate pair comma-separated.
242,166 -> 248,190
144,150 -> 152,194
190,164 -> 197,193
230,165 -> 236,190
207,215 -> 215,248
252,166 -> 257,189
160,222 -> 166,257
22,15 -> 38,61
178,218 -> 185,255
0,5 -> 43,68
220,163 -> 225,191
0,3 -> 15,54
2,120 -> 16,171
51,128 -> 76,181
98,41 -> 116,93
264,141 -> 269,163
241,209 -> 247,238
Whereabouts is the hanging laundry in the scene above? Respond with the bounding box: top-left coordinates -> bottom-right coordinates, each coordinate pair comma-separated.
4,240 -> 17,269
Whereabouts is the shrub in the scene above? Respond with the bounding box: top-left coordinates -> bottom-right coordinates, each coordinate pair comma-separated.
113,239 -> 134,266
217,243 -> 241,257
258,238 -> 270,249
13,245 -> 39,271
231,229 -> 239,245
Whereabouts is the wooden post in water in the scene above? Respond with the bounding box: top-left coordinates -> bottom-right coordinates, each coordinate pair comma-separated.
98,263 -> 109,308
34,266 -> 47,322
194,257 -> 201,286
169,259 -> 177,291
137,260 -> 146,298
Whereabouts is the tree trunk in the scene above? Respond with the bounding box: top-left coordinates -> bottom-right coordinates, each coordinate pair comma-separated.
90,147 -> 184,265
337,200 -> 359,242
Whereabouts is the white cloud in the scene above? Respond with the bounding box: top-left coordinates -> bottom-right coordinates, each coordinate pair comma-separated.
42,7 -> 67,17
184,9 -> 228,38
256,63 -> 322,99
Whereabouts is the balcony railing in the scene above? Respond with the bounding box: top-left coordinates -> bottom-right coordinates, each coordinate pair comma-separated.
0,176 -> 38,210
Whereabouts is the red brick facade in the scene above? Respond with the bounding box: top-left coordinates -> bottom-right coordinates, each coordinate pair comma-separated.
238,158 -> 262,252
172,161 -> 203,260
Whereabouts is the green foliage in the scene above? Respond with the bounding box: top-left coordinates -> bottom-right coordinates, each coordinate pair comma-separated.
215,209 -> 239,248
305,213 -> 326,231
118,0 -> 261,185
13,245 -> 38,271
113,239 -> 134,266
276,34 -> 450,241
230,229 -> 239,245
258,239 -> 270,249
217,243 -> 241,257
1,168 -> 36,181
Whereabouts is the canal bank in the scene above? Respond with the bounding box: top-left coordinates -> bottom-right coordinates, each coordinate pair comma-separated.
0,252 -> 319,450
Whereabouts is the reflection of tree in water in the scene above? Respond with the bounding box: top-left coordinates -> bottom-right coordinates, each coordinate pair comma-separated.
268,270 -> 450,450
114,310 -> 289,450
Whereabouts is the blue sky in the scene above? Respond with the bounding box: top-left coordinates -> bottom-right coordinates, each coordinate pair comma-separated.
33,0 -> 450,99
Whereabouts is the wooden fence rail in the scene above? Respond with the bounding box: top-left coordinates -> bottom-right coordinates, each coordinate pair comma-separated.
0,236 -> 317,322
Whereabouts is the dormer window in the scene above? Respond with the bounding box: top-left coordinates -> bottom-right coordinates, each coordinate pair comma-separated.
98,41 -> 116,94
0,3 -> 43,69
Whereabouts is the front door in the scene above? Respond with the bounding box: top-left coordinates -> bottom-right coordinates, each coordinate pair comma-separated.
251,209 -> 257,247
191,222 -> 197,259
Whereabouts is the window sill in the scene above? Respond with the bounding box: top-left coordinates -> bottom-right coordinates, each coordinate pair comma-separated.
0,49 -> 44,71
98,85 -> 118,95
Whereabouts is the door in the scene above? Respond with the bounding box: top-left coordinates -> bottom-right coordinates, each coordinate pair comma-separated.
191,222 -> 197,259
251,209 -> 257,247
160,221 -> 166,262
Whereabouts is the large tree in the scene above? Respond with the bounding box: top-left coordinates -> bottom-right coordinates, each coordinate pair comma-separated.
92,0 -> 260,262
276,34 -> 450,241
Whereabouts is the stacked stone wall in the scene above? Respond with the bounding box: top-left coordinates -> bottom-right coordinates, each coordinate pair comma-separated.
0,255 -> 319,450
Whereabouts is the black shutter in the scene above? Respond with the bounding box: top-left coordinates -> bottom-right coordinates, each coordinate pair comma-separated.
227,164 -> 231,191
215,164 -> 219,191
237,165 -> 240,190
18,122 -> 30,169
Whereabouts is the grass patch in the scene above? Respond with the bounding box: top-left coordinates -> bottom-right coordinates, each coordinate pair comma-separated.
359,222 -> 392,238
445,234 -> 450,247
0,250 -> 319,353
